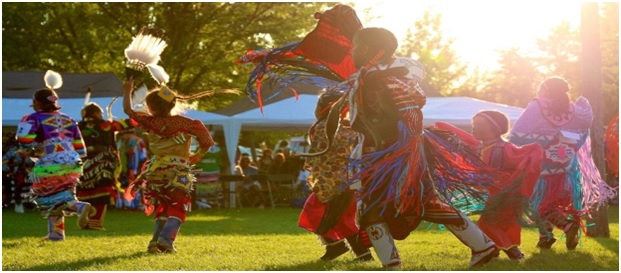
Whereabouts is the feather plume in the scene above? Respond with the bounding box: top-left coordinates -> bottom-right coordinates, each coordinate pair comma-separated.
44,70 -> 63,90
132,84 -> 149,110
124,27 -> 169,69
106,96 -> 119,121
146,64 -> 170,86
83,87 -> 92,107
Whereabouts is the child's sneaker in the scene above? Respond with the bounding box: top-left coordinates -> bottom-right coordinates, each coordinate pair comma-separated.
470,246 -> 499,267
147,241 -> 161,253
156,240 -> 177,253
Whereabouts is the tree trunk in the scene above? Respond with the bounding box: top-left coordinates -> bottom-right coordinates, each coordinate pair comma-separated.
581,2 -> 610,238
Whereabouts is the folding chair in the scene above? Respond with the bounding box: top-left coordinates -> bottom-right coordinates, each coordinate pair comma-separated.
266,174 -> 296,207
218,175 -> 245,208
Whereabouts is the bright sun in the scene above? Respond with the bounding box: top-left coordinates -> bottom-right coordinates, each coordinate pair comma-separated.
352,0 -> 583,71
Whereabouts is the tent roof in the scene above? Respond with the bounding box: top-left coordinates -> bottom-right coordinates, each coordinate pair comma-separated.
229,94 -> 525,131
214,80 -> 441,116
2,97 -> 231,127
3,71 -> 123,99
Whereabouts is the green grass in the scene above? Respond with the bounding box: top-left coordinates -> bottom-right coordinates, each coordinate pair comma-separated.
2,206 -> 619,271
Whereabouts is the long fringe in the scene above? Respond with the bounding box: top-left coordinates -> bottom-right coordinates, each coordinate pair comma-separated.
238,42 -> 342,105
577,136 -> 617,215
349,122 -> 500,218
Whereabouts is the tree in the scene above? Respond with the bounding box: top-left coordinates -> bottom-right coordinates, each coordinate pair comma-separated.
398,11 -> 468,96
600,2 -> 619,123
2,2 -> 332,111
477,48 -> 542,107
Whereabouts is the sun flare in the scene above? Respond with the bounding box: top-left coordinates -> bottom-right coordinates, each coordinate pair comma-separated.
353,0 -> 583,70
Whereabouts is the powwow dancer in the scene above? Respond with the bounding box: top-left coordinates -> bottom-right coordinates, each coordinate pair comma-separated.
297,87 -> 373,262
15,70 -> 92,241
122,27 -> 221,253
434,110 -> 544,260
239,5 -> 500,269
116,122 -> 148,209
331,27 -> 500,269
77,94 -> 130,230
509,76 -> 616,250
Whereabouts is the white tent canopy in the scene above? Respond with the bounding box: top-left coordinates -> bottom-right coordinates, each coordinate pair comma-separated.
223,94 -> 525,172
3,95 -> 525,174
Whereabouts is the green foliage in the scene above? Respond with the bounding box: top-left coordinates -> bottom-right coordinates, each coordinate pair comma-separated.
2,207 -> 618,270
2,2 -> 333,111
398,11 -> 468,96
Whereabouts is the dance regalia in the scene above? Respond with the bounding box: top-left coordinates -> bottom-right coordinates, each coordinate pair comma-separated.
298,118 -> 359,241
16,111 -> 86,217
76,118 -> 125,228
346,57 -> 496,239
116,130 -> 148,209
77,119 -> 123,202
510,97 -> 616,232
434,121 -> 544,250
124,113 -> 214,222
2,145 -> 34,208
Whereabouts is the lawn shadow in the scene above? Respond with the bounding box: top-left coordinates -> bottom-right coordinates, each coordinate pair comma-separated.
259,257 -> 380,271
526,248 -> 618,271
19,252 -> 146,271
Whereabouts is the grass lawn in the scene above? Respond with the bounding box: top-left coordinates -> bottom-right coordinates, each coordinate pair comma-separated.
2,205 -> 619,271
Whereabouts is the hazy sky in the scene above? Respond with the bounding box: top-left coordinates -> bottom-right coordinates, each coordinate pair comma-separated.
352,0 -> 583,71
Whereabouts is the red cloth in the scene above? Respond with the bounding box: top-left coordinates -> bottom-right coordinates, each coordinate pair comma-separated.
434,121 -> 544,249
298,192 -> 359,241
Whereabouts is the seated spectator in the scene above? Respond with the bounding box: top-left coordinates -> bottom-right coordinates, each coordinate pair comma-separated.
234,155 -> 264,207
257,149 -> 273,174
267,153 -> 286,174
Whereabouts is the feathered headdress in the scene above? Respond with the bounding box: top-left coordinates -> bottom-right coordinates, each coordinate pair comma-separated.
124,26 -> 169,80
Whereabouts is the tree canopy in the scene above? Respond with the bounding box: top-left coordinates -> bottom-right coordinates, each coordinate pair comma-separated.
2,2 -> 331,110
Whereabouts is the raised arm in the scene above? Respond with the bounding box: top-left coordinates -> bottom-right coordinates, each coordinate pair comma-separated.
123,78 -> 136,117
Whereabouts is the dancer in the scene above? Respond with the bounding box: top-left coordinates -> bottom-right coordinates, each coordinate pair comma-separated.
434,110 -> 543,260
338,27 -> 499,269
77,99 -> 127,230
15,70 -> 92,241
123,77 -> 215,253
510,76 -> 615,250
297,87 -> 373,262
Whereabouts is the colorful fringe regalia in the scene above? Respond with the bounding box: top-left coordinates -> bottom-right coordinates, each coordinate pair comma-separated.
434,121 -> 544,250
76,117 -> 126,229
510,97 -> 616,235
605,114 -> 619,179
298,118 -> 359,241
16,112 -> 87,215
124,113 -> 214,222
237,4 -> 361,110
116,129 -> 148,209
2,144 -> 34,209
345,57 -> 499,239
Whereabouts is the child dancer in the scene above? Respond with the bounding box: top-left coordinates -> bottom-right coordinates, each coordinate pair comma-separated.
435,110 -> 543,260
298,88 -> 373,262
77,101 -> 130,230
16,70 -> 92,241
123,77 -> 215,253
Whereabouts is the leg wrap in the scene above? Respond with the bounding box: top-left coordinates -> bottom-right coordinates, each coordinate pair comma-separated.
444,212 -> 495,253
366,222 -> 400,269
46,215 -> 65,241
158,216 -> 182,247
